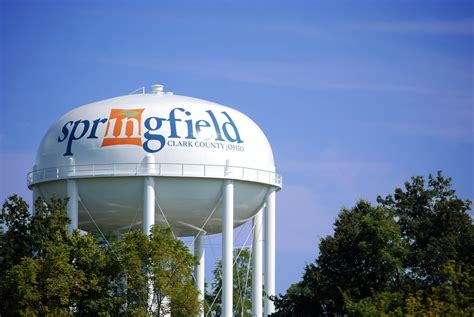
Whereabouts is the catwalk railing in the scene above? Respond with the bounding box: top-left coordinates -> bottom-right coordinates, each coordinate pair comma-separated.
27,163 -> 282,188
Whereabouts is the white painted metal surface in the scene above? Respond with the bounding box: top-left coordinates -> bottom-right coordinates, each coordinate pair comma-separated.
29,87 -> 281,236
252,210 -> 263,317
143,155 -> 156,236
222,175 -> 234,317
28,85 -> 282,316
67,179 -> 78,234
27,162 -> 281,187
32,186 -> 40,215
264,189 -> 276,316
34,93 -> 275,172
194,232 -> 205,317
143,177 -> 155,236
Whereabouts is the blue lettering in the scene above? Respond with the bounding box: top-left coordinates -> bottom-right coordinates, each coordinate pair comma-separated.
206,110 -> 224,141
168,108 -> 184,138
87,118 -> 107,139
63,120 -> 90,156
58,121 -> 74,142
195,119 -> 212,139
57,107 -> 244,156
143,117 -> 166,153
184,111 -> 195,139
221,111 -> 243,143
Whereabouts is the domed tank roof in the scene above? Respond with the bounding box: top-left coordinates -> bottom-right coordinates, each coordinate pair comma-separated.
29,85 -> 281,236
35,86 -> 275,173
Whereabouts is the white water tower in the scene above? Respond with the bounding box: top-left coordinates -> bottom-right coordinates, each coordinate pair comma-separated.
28,84 -> 282,316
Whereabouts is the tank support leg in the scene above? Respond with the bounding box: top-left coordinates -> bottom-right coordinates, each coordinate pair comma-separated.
67,179 -> 78,234
31,165 -> 39,216
264,188 -> 276,316
143,156 -> 157,312
252,209 -> 263,317
32,187 -> 40,216
222,178 -> 234,317
195,232 -> 205,317
143,176 -> 155,235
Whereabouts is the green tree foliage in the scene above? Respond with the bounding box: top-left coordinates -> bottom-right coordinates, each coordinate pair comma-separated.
345,261 -> 474,316
206,248 -> 253,316
273,201 -> 407,316
0,195 -> 78,316
70,232 -> 118,315
377,171 -> 473,290
148,227 -> 200,317
0,195 -> 37,273
113,227 -> 200,316
0,195 -> 200,316
272,172 -> 473,316
317,202 -> 407,310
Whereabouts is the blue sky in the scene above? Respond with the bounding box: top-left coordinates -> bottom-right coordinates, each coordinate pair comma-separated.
1,0 -> 473,294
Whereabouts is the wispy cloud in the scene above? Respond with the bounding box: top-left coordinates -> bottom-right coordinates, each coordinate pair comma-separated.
186,60 -> 434,94
247,23 -> 323,37
357,98 -> 474,143
354,19 -> 474,35
93,56 -> 437,95
384,121 -> 473,143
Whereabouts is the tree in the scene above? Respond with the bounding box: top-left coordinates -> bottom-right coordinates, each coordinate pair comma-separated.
206,248 -> 253,316
148,227 -> 200,317
377,171 -> 473,290
113,227 -> 200,316
0,195 -> 80,316
345,261 -> 474,316
0,195 -> 200,316
272,172 -> 473,316
270,275 -> 321,316
273,201 -> 407,316
318,201 -> 407,311
402,261 -> 474,316
70,232 -> 119,315
0,195 -> 35,274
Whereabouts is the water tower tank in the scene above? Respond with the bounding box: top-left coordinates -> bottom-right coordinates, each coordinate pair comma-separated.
28,84 -> 282,316
28,85 -> 281,237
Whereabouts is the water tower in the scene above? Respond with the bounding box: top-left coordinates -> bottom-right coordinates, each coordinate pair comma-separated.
27,84 -> 282,316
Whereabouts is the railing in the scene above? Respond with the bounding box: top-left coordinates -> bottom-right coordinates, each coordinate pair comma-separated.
27,163 -> 282,188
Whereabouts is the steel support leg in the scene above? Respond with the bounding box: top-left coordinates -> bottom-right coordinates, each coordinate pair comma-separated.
195,232 -> 205,317
67,179 -> 78,234
222,178 -> 234,317
264,188 -> 276,316
143,176 -> 155,235
252,209 -> 263,317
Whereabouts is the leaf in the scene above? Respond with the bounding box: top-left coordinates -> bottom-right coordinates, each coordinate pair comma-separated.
119,110 -> 140,117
